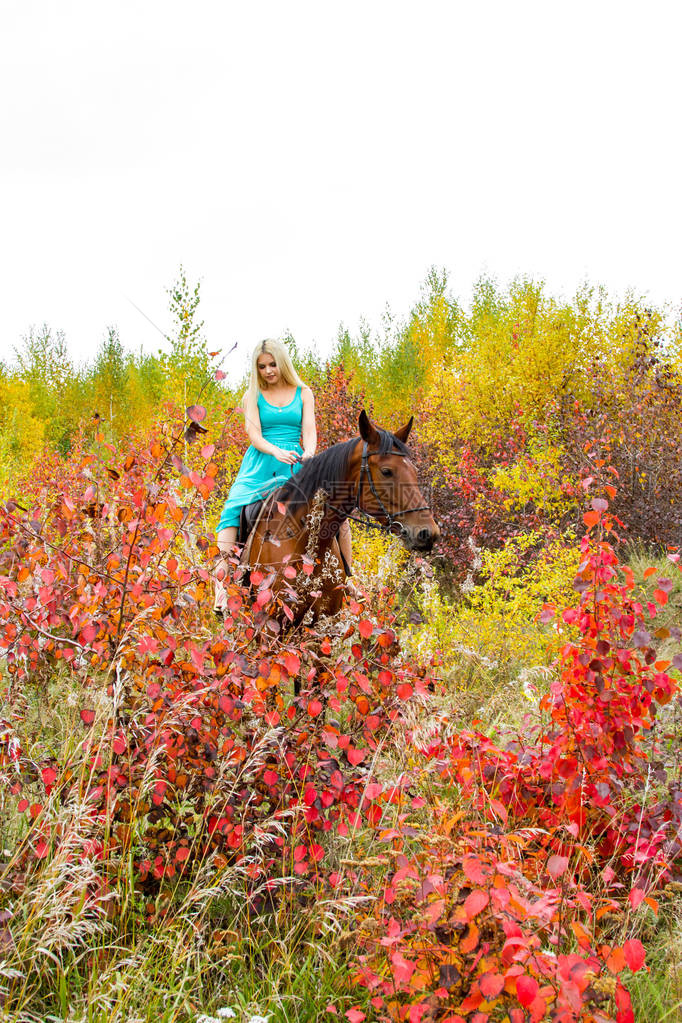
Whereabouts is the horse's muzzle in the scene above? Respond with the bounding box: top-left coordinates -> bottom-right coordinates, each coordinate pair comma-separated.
405,525 -> 440,552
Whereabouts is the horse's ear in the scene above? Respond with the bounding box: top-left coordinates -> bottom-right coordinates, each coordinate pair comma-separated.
359,409 -> 380,446
394,416 -> 414,444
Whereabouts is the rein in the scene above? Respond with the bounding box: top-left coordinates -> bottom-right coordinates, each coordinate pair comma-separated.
327,442 -> 430,536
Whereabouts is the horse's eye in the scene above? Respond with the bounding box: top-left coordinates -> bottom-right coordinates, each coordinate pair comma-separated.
380,467 -> 393,477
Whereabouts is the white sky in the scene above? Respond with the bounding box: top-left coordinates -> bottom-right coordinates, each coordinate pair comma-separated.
2,0 -> 681,377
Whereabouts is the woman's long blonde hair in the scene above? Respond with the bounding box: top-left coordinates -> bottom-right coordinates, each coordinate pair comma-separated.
244,338 -> 305,412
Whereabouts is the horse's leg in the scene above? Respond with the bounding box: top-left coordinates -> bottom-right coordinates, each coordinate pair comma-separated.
313,538 -> 346,619
214,526 -> 238,614
338,519 -> 353,573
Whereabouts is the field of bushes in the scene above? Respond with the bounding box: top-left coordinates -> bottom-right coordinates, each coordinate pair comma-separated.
1,269 -> 682,1022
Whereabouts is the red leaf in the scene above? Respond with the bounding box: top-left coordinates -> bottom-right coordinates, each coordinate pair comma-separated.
358,619 -> 373,639
425,898 -> 446,925
186,404 -> 207,422
347,747 -> 367,766
80,709 -> 95,726
547,854 -> 569,879
34,839 -> 49,859
391,951 -> 415,984
480,972 -> 504,998
462,856 -> 490,885
175,846 -> 190,862
396,683 -> 413,700
628,887 -> 645,909
345,1011 -> 366,1023
41,767 -> 57,789
283,651 -> 300,675
308,699 -> 323,717
200,443 -> 215,459
516,975 -> 538,1007
623,938 -> 646,972
256,588 -> 272,607
615,980 -> 634,1023
17,798 -> 29,813
583,510 -> 600,528
464,889 -> 489,920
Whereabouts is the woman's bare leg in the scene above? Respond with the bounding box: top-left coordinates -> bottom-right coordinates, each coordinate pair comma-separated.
214,526 -> 238,613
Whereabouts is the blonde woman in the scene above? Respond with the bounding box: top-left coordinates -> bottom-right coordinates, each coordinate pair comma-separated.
214,339 -> 352,612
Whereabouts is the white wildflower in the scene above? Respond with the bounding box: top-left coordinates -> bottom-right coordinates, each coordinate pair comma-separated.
217,1011 -> 237,1020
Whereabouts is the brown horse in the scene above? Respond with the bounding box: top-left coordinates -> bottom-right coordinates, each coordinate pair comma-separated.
242,411 -> 440,623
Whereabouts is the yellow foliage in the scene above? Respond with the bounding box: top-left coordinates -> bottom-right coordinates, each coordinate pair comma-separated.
349,523 -> 408,587
422,279 -> 668,467
490,443 -> 577,519
0,378 -> 45,492
406,531 -> 580,675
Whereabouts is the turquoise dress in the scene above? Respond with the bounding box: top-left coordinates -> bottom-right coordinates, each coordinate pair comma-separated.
217,386 -> 304,531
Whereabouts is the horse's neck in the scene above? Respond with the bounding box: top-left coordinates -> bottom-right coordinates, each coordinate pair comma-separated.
303,491 -> 346,552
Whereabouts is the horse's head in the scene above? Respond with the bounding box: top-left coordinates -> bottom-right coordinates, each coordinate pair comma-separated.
355,410 -> 440,552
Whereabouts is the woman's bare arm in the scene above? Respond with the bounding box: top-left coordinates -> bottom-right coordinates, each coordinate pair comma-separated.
301,386 -> 317,460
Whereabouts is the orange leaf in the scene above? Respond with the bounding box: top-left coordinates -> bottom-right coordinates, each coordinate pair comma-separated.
459,922 -> 479,954
571,920 -> 591,950
606,946 -> 626,973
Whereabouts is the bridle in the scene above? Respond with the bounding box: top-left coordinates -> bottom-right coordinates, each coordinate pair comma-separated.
329,441 -> 430,536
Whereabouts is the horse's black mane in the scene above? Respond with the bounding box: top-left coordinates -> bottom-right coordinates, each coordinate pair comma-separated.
276,429 -> 409,513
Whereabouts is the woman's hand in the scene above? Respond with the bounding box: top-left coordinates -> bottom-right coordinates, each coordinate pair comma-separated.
275,448 -> 301,465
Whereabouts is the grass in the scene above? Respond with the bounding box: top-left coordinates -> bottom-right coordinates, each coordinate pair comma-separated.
24,915 -> 364,1023
629,903 -> 682,1023
0,826 -> 370,1023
